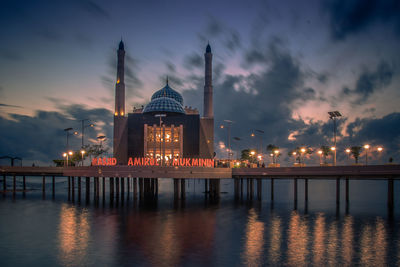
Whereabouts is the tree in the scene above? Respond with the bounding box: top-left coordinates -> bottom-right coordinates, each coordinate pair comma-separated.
320,145 -> 331,164
240,149 -> 258,164
288,146 -> 313,164
351,146 -> 362,164
267,144 -> 280,164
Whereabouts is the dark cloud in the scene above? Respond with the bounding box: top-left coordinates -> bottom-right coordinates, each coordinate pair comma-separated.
342,61 -> 395,104
199,17 -> 241,52
0,104 -> 113,164
0,103 -> 22,108
102,47 -> 143,100
165,61 -> 176,73
78,0 -> 110,19
183,53 -> 203,70
325,0 -> 400,40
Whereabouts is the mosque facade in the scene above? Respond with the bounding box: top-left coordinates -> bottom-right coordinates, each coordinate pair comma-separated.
113,41 -> 214,164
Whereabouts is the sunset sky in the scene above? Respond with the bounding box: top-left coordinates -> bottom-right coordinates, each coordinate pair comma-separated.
1,0 -> 399,165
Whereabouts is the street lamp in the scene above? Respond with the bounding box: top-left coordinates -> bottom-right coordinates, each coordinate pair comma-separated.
377,146 -> 383,164
80,119 -> 94,149
300,147 -> 306,165
221,120 -> 234,161
330,146 -> 336,165
364,144 -> 370,165
328,111 -> 342,166
64,127 -> 75,151
80,149 -> 86,166
273,149 -> 280,164
318,150 -> 322,165
345,148 -> 351,163
63,151 -> 73,166
292,151 -> 297,165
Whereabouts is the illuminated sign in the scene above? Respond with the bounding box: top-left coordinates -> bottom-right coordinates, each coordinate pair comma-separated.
92,157 -> 214,167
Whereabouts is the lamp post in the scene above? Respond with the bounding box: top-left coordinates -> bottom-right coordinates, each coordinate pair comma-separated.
80,119 -> 94,148
300,148 -> 306,166
377,146 -> 383,164
64,127 -> 74,151
80,149 -> 86,166
155,114 -> 166,165
328,111 -> 342,166
292,151 -> 297,165
63,151 -> 73,167
273,149 -> 280,165
330,146 -> 336,165
364,144 -> 370,165
251,129 -> 264,159
345,148 -> 351,164
220,120 -> 234,161
318,150 -> 322,165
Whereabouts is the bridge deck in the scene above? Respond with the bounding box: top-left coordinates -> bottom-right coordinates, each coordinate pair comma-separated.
1,164 -> 399,179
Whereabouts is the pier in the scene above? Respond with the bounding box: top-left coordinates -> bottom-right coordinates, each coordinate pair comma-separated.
1,165 -> 400,208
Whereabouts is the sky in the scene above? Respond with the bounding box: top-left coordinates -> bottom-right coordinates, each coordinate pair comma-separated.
0,0 -> 400,166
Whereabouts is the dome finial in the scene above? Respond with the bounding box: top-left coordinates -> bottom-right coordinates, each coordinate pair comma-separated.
166,76 -> 169,85
119,38 -> 124,50
206,42 -> 211,53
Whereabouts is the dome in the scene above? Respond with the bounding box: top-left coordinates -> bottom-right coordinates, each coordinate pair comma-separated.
206,43 -> 211,53
151,83 -> 183,105
143,97 -> 185,114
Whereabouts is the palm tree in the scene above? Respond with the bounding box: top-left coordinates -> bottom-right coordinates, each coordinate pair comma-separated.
267,144 -> 280,164
350,146 -> 362,164
320,145 -> 331,164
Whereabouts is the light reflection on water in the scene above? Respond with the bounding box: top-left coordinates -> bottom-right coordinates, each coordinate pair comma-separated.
0,178 -> 399,266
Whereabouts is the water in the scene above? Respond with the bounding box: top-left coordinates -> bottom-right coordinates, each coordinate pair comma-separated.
0,177 -> 400,266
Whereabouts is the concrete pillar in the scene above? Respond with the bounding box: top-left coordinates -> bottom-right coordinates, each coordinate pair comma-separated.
72,176 -> 75,201
181,179 -> 186,199
116,178 -> 120,198
133,178 -> 137,199
110,177 -> 114,203
257,179 -> 262,201
121,177 -> 125,199
78,177 -> 81,202
305,178 -> 308,203
240,178 -> 243,199
2,175 -> 6,192
23,175 -> 26,191
85,177 -> 90,202
336,178 -> 340,205
102,177 -> 106,201
174,179 -> 180,199
42,175 -> 46,198
294,179 -> 298,209
388,178 -> 394,209
271,178 -> 274,201
139,178 -> 143,199
13,175 -> 16,194
345,178 -> 349,203
52,176 -> 55,197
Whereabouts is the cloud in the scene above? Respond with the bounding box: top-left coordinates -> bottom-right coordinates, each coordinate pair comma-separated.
0,104 -> 113,164
324,0 -> 400,40
342,60 -> 395,104
78,0 -> 110,19
0,103 -> 22,108
183,53 -> 203,70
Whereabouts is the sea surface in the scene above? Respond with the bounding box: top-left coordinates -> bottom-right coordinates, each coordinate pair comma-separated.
0,177 -> 399,266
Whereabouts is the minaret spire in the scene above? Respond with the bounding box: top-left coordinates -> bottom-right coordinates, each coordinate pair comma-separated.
115,40 -> 125,116
204,42 -> 213,118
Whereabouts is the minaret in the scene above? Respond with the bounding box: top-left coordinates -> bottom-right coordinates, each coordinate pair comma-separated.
113,40 -> 127,163
204,43 -> 213,118
115,40 -> 125,117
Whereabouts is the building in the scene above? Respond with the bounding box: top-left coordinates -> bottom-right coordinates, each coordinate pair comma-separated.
113,41 -> 214,164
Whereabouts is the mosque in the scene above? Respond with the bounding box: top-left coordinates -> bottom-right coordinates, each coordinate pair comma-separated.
113,40 -> 214,164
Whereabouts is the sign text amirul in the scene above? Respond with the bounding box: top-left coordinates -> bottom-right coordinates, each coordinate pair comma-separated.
92,157 -> 214,168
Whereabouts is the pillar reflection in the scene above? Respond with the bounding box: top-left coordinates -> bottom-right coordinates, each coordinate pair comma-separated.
287,211 -> 309,266
327,221 -> 338,265
242,209 -> 265,266
58,204 -> 90,266
268,214 -> 281,265
359,217 -> 387,266
341,215 -> 353,266
313,213 -> 325,266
